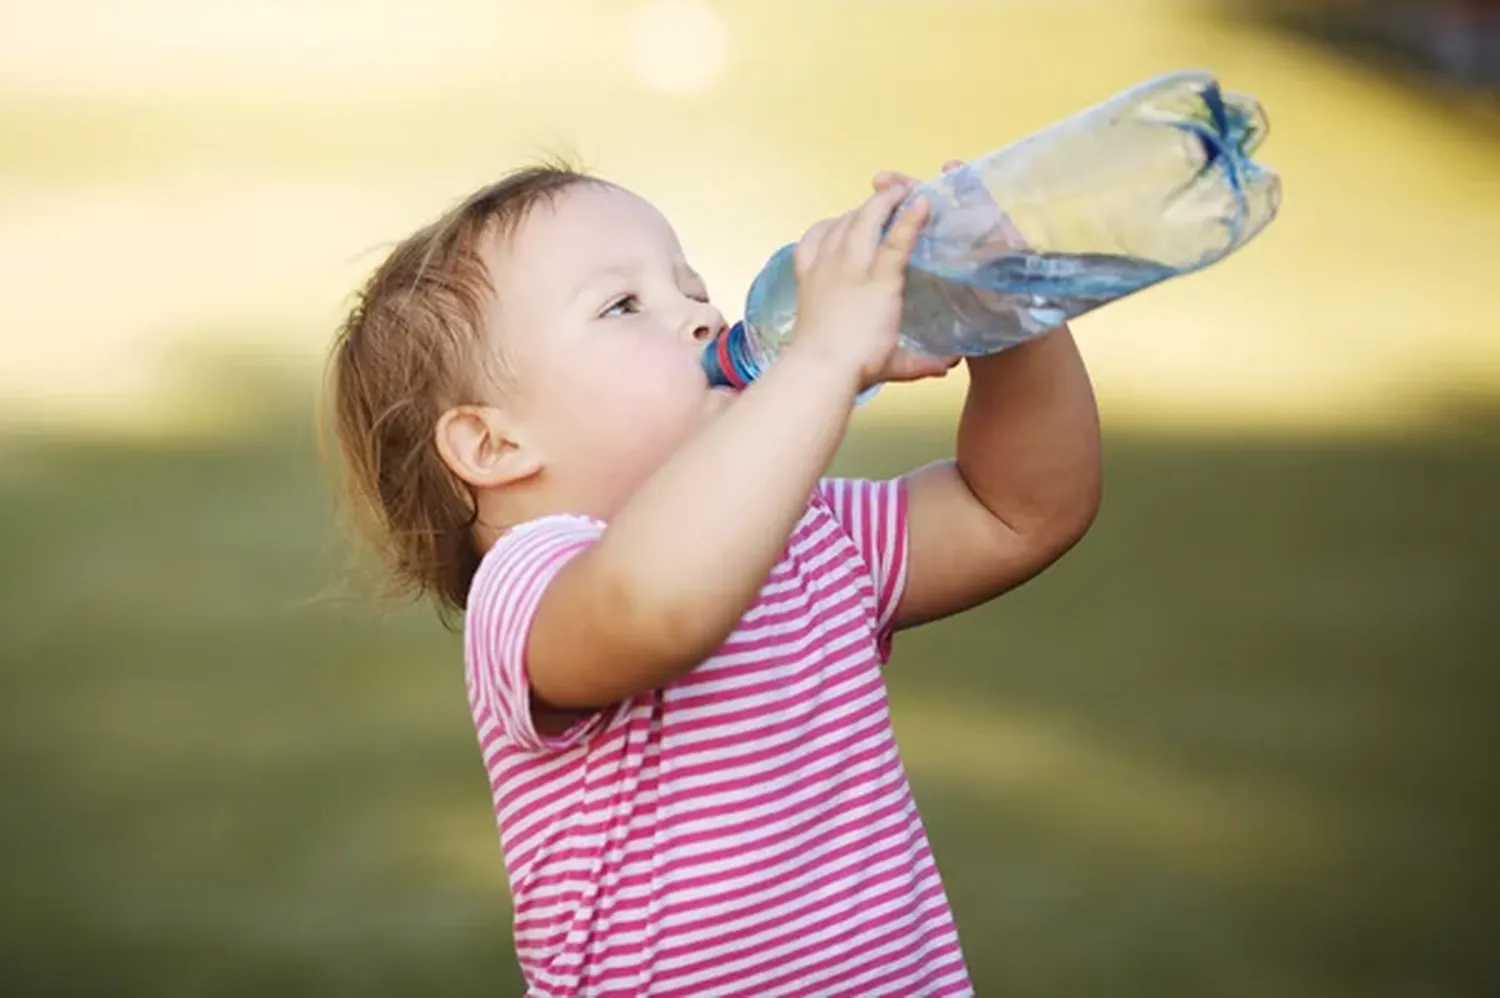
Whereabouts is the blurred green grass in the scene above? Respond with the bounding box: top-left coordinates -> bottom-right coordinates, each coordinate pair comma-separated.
1,367 -> 1495,997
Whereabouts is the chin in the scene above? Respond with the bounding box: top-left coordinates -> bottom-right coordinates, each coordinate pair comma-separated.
707,385 -> 739,410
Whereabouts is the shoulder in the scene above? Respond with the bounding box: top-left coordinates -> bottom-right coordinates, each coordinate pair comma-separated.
465,514 -> 606,650
470,514 -> 605,592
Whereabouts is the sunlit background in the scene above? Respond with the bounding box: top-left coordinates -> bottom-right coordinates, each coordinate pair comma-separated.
1,0 -> 1496,995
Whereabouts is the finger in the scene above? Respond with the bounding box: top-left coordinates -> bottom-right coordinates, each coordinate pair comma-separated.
872,171 -> 918,193
846,183 -> 915,263
911,352 -> 963,374
873,195 -> 931,276
794,217 -> 838,274
889,361 -> 947,382
875,163 -> 958,198
822,208 -> 861,259
883,351 -> 962,383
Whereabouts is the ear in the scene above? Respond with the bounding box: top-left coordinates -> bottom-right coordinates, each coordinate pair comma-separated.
434,404 -> 542,490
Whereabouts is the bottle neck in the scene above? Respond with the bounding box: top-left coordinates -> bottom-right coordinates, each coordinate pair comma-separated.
700,320 -> 756,390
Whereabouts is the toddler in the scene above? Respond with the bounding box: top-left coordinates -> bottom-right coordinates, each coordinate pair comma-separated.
328,161 -> 1103,997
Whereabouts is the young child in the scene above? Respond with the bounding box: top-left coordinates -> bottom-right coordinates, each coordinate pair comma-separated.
328,161 -> 1102,997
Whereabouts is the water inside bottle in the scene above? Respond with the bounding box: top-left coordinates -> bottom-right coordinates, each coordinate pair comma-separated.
703,71 -> 1281,388
961,250 -> 1181,327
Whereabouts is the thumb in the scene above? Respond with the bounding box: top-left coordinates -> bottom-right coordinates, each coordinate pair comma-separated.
882,351 -> 963,383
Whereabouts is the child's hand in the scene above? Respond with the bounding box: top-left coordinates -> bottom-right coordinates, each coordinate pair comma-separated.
863,162 -> 973,385
790,183 -> 932,392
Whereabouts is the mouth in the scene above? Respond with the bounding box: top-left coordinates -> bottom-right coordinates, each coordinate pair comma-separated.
706,385 -> 740,411
700,321 -> 753,391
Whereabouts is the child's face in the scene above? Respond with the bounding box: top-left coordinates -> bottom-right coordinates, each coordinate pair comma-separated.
487,183 -> 734,514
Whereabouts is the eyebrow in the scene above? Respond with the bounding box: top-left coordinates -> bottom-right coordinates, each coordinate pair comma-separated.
572,261 -> 706,304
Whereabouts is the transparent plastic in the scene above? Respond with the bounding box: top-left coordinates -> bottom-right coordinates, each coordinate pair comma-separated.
702,70 -> 1281,398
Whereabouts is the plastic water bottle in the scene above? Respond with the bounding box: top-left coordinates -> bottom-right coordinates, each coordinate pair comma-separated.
702,69 -> 1281,397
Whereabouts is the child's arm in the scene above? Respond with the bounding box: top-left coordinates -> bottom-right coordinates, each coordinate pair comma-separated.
845,163 -> 1102,631
519,185 -> 946,712
894,327 -> 1103,630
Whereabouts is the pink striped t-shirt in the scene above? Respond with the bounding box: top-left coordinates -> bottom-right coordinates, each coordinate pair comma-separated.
464,477 -> 972,997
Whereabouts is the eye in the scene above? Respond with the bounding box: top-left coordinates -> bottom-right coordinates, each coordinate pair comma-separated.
601,294 -> 640,318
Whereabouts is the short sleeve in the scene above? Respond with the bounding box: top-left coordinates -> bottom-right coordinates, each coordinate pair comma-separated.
464,514 -> 613,753
816,477 -> 911,660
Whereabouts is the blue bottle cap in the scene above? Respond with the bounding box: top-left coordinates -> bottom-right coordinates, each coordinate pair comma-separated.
700,321 -> 751,390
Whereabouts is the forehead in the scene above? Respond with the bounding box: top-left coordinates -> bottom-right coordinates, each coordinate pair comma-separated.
493,183 -> 684,294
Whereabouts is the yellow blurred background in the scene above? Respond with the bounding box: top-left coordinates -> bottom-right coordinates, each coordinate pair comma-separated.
1,1 -> 1496,995
2,0 -> 1497,436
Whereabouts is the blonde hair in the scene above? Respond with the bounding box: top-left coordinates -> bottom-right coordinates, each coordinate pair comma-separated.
326,163 -> 598,617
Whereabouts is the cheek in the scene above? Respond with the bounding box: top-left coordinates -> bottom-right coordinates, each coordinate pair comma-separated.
610,342 -> 704,438
548,335 -> 703,461
608,332 -> 701,402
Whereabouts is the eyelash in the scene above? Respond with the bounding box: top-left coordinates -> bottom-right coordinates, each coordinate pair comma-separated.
601,290 -> 710,318
602,294 -> 640,317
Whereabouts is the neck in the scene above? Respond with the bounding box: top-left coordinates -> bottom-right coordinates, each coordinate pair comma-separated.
470,475 -> 613,552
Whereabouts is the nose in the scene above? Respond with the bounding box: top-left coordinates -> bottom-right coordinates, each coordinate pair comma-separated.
684,300 -> 726,345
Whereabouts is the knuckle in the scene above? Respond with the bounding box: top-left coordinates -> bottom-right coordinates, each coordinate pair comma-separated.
794,244 -> 818,276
